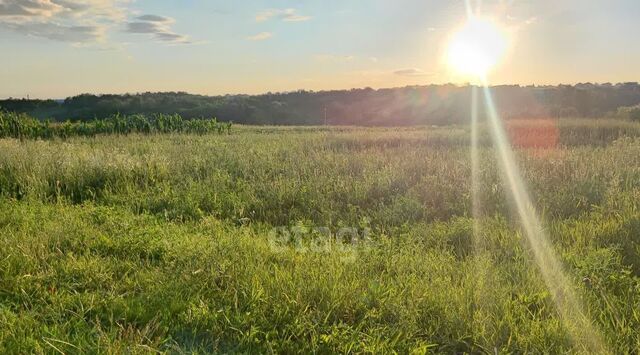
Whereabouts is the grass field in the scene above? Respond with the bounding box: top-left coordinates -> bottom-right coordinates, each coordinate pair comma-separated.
1,120 -> 640,353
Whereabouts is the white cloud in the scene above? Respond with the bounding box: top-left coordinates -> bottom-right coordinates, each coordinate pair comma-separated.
246,31 -> 272,41
0,1 -> 191,46
0,0 -> 62,19
0,0 -> 121,43
5,21 -> 104,42
56,0 -> 130,22
0,0 -> 130,22
256,8 -> 311,22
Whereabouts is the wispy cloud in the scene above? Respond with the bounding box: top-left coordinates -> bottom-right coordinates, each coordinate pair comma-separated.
135,14 -> 169,23
0,1 -> 192,46
246,31 -> 272,41
4,21 -> 104,42
0,0 -> 127,43
0,0 -> 61,18
393,68 -> 430,77
125,14 -> 190,44
256,8 -> 311,22
0,0 -> 130,24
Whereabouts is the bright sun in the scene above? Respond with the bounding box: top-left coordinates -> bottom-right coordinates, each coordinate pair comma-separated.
446,17 -> 508,78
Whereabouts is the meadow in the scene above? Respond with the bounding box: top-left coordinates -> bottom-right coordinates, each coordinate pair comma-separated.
1,119 -> 639,353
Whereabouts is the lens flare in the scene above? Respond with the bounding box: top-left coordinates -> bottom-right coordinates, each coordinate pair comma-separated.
457,2 -> 608,352
478,81 -> 607,353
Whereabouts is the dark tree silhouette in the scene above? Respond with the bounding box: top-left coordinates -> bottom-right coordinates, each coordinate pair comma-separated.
2,83 -> 639,125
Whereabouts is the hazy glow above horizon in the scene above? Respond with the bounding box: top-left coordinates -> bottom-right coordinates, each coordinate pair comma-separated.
1,0 -> 639,98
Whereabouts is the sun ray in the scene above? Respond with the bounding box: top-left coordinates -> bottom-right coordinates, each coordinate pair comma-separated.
480,77 -> 608,353
456,2 -> 608,350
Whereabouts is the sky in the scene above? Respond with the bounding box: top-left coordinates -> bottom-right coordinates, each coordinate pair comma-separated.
1,0 -> 639,99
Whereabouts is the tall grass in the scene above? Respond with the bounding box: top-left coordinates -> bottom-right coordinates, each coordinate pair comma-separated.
1,121 -> 639,353
1,125 -> 639,224
0,111 -> 231,139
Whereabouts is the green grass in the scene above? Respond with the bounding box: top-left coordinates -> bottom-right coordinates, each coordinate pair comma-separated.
0,111 -> 231,140
1,120 -> 640,353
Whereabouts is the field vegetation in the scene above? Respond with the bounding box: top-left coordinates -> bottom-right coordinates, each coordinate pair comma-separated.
1,119 -> 639,353
0,111 -> 231,140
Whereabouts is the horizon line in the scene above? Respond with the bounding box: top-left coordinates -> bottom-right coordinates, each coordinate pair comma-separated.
2,81 -> 639,101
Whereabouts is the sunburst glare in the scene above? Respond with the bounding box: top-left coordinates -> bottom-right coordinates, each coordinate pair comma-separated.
458,2 -> 608,351
446,17 -> 508,79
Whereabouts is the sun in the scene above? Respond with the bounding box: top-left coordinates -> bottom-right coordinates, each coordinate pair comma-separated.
446,17 -> 508,78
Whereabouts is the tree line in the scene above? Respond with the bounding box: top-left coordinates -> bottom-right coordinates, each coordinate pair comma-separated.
2,82 -> 640,125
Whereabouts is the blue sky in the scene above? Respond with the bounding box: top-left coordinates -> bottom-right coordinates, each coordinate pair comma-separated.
1,0 -> 639,98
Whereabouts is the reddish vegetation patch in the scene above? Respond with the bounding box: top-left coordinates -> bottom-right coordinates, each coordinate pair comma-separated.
507,119 -> 559,149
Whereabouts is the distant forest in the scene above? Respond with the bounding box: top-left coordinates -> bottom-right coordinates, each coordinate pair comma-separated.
2,83 -> 640,125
